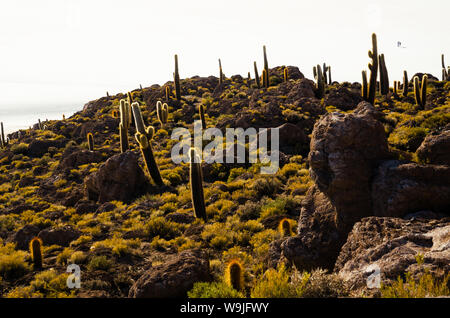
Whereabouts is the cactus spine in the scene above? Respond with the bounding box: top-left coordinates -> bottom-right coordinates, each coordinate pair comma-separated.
402,71 -> 409,97
87,133 -> 94,151
253,62 -> 261,88
199,104 -> 206,130
189,147 -> 207,221
378,53 -> 389,95
174,54 -> 181,101
366,33 -> 378,105
283,67 -> 288,82
156,101 -> 169,128
314,64 -> 325,98
30,237 -> 43,269
132,103 -> 164,186
218,59 -> 224,85
225,260 -> 244,291
413,75 -> 428,109
279,218 -> 292,237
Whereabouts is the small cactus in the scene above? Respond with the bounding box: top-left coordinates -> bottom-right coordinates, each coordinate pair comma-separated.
174,54 -> 181,101
218,59 -> 224,85
378,53 -> 389,95
393,81 -> 400,99
323,63 -> 329,85
119,99 -> 130,153
87,133 -> 94,151
165,86 -> 171,101
189,147 -> 207,221
263,45 -> 269,88
254,61 -> 261,88
362,70 -> 368,100
283,67 -> 288,82
279,218 -> 292,237
402,70 -> 409,97
413,75 -> 428,109
225,260 -> 244,291
366,33 -> 379,105
30,237 -> 43,269
442,54 -> 448,81
328,66 -> 332,85
156,101 -> 169,127
132,103 -> 164,186
199,104 -> 206,130
62,114 -> 66,120
262,69 -> 268,89
0,122 -> 5,148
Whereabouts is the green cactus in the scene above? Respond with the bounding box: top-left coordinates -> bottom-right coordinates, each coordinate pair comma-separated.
119,99 -> 130,153
314,64 -> 325,98
30,237 -> 43,269
283,67 -> 288,82
362,70 -> 368,100
442,54 -> 448,81
402,70 -> 409,97
263,45 -> 269,88
156,101 -> 169,127
262,69 -> 268,89
106,91 -> 110,97
165,86 -> 171,102
393,81 -> 399,99
378,54 -> 389,95
174,54 -> 181,101
328,66 -> 332,85
132,103 -> 164,186
253,61 -> 261,88
87,133 -> 94,151
366,33 -> 379,105
279,218 -> 292,237
323,63 -> 329,85
38,119 -> 42,130
0,122 -> 5,148
199,104 -> 206,130
225,260 -> 244,291
219,59 -> 224,85
414,75 -> 428,109
189,147 -> 207,221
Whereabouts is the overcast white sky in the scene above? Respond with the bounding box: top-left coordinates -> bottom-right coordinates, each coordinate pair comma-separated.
0,0 -> 449,111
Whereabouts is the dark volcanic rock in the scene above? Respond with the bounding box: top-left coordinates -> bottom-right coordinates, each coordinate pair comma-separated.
8,224 -> 41,250
84,151 -> 148,203
57,149 -> 103,172
128,249 -> 211,298
27,139 -> 66,157
38,226 -> 81,247
416,129 -> 450,166
324,87 -> 363,111
335,216 -> 450,294
371,160 -> 450,217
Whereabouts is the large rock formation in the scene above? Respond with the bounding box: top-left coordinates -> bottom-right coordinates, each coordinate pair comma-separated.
416,128 -> 450,166
84,151 -> 148,203
335,216 -> 450,294
128,249 -> 211,298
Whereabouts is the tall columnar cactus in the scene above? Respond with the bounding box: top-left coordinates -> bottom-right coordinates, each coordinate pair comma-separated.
174,54 -> 181,101
393,81 -> 400,99
119,99 -> 130,153
314,64 -> 325,98
279,218 -> 292,237
323,63 -> 329,85
361,70 -> 368,100
263,45 -> 269,88
253,62 -> 261,88
165,86 -> 171,101
62,114 -> 66,120
328,66 -> 332,85
366,33 -> 378,105
218,59 -> 224,85
106,91 -> 110,97
0,122 -> 5,148
156,101 -> 169,127
189,147 -> 207,221
38,119 -> 42,130
378,54 -> 389,95
262,69 -> 268,89
225,260 -> 244,291
402,70 -> 409,97
30,237 -> 43,269
199,104 -> 206,130
413,75 -> 428,109
87,133 -> 94,151
283,67 -> 288,82
442,54 -> 448,81
132,103 -> 164,186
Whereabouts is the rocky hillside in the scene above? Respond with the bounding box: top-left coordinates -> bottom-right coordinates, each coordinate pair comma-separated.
0,41 -> 449,298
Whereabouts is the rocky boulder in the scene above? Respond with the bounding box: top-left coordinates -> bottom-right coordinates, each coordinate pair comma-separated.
335,216 -> 450,294
371,160 -> 450,217
27,139 -> 66,157
38,226 -> 81,247
324,87 -> 363,111
416,129 -> 450,166
57,149 -> 103,172
84,151 -> 148,203
128,249 -> 211,298
8,224 -> 41,250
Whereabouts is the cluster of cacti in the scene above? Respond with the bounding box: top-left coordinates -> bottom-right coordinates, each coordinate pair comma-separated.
87,133 -> 94,151
362,33 -> 379,105
174,54 -> 181,101
189,147 -> 207,221
283,67 -> 288,82
262,46 -> 269,88
132,102 -> 164,186
442,54 -> 450,81
253,61 -> 261,88
225,260 -> 244,291
30,237 -> 43,269
378,54 -> 389,95
414,75 -> 428,109
199,104 -> 207,130
0,122 -> 5,148
119,99 -> 131,153
218,59 -> 224,85
313,64 -> 325,98
278,218 -> 292,237
156,101 -> 169,127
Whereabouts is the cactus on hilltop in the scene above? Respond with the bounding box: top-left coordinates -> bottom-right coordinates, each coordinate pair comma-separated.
283,67 -> 288,82
199,104 -> 206,130
119,99 -> 130,153
414,75 -> 428,109
362,70 -> 368,100
378,54 -> 389,95
366,33 -> 378,105
174,54 -> 181,101
314,64 -> 325,98
189,147 -> 207,221
219,59 -> 224,85
402,70 -> 409,97
253,62 -> 261,88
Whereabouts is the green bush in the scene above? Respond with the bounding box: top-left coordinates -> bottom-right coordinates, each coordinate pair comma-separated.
145,216 -> 181,240
188,281 -> 245,298
87,255 -> 113,271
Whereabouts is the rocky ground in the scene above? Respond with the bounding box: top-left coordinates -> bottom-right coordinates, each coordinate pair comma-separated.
0,66 -> 449,298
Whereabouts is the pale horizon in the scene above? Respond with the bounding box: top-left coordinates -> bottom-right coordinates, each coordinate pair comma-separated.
0,0 -> 449,133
